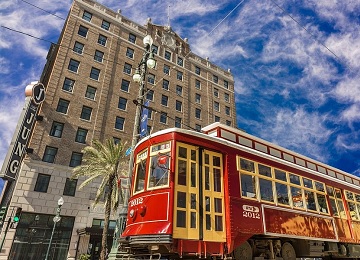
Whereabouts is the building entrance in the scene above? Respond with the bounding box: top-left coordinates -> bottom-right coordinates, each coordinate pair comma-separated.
8,212 -> 74,260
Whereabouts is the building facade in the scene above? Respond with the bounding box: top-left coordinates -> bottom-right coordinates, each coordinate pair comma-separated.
0,0 -> 235,259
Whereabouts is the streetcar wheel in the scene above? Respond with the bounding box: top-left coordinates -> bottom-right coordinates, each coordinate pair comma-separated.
233,241 -> 253,260
281,242 -> 296,260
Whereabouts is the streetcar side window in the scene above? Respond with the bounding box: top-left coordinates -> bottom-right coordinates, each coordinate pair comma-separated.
276,183 -> 290,205
241,174 -> 257,198
240,158 -> 255,173
237,157 -> 329,214
328,187 -> 346,219
345,190 -> 360,221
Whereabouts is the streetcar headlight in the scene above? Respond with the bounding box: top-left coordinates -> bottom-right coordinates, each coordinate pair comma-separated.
129,209 -> 135,218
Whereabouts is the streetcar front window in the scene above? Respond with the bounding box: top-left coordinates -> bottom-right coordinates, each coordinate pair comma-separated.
134,159 -> 146,193
147,142 -> 171,190
134,150 -> 147,194
148,152 -> 170,188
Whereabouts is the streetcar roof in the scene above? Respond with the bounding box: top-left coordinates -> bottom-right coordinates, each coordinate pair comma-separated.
135,123 -> 360,190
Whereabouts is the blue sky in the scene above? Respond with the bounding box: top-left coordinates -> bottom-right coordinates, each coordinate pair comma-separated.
1,0 -> 360,192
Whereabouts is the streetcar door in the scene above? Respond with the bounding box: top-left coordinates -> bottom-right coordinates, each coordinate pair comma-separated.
202,150 -> 226,242
173,143 -> 200,240
173,143 -> 226,242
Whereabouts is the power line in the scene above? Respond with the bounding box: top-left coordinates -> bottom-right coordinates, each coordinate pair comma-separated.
208,0 -> 246,36
20,0 -> 66,20
269,0 -> 342,62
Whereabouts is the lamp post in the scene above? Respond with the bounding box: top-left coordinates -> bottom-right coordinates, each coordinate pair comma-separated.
44,197 -> 64,260
110,35 -> 155,258
120,35 -> 155,230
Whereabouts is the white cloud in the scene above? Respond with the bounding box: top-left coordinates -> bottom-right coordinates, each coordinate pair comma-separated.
0,95 -> 24,168
252,107 -> 333,162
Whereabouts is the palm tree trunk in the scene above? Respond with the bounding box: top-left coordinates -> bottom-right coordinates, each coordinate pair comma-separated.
100,176 -> 114,260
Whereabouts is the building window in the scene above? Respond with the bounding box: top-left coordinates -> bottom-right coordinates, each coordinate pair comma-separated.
101,20 -> 110,30
163,65 -> 170,75
75,128 -> 88,143
98,34 -> 107,46
160,112 -> 167,124
214,88 -> 219,98
195,108 -> 201,119
43,146 -> 58,163
123,63 -> 132,74
195,124 -> 201,131
176,100 -> 182,112
195,79 -> 201,89
161,95 -> 168,106
165,51 -> 171,61
121,79 -> 130,92
177,71 -> 183,81
80,106 -> 92,120
73,41 -> 84,54
50,121 -> 64,138
82,11 -> 92,21
224,80 -> 229,89
213,75 -> 218,83
177,57 -> 183,67
162,79 -> 169,90
146,90 -> 154,101
90,67 -> 100,80
56,99 -> 69,114
126,47 -> 134,58
175,117 -> 182,128
224,93 -> 230,102
129,33 -> 136,43
68,59 -> 80,73
215,116 -> 220,122
176,85 -> 182,96
148,109 -> 153,119
85,86 -> 96,100
148,74 -> 155,84
152,45 -> 158,54
226,120 -> 231,126
63,178 -> 78,196
62,78 -> 74,92
195,93 -> 201,104
94,50 -> 104,62
118,97 -> 127,110
115,116 -> 125,130
69,152 -> 82,167
78,25 -> 88,37
34,174 -> 51,193
195,66 -> 200,75
225,106 -> 231,116
214,101 -> 220,112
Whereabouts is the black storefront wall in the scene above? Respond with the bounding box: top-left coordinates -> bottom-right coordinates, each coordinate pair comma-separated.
9,212 -> 74,260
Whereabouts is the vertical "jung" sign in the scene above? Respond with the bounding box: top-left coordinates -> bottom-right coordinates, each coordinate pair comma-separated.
0,82 -> 45,180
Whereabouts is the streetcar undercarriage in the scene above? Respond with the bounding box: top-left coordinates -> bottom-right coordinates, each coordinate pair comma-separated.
119,235 -> 360,260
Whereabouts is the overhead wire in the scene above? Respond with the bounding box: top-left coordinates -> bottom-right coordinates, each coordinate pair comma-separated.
269,0 -> 342,62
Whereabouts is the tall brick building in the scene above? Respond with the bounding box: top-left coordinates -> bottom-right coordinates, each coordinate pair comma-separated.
0,0 -> 235,259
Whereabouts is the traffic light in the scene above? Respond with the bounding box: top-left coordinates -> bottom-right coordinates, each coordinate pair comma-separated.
13,207 -> 22,223
0,206 -> 8,223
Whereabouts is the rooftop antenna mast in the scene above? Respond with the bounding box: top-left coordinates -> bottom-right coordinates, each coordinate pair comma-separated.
167,3 -> 171,28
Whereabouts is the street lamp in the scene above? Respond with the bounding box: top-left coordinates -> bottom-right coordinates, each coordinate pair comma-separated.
45,197 -> 64,260
111,35 -> 156,257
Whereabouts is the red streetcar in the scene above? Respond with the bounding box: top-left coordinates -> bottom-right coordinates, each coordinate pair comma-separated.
120,123 -> 360,259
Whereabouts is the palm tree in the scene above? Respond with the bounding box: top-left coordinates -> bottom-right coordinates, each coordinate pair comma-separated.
72,139 -> 127,260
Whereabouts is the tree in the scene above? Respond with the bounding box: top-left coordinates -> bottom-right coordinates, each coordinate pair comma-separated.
72,139 -> 127,260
